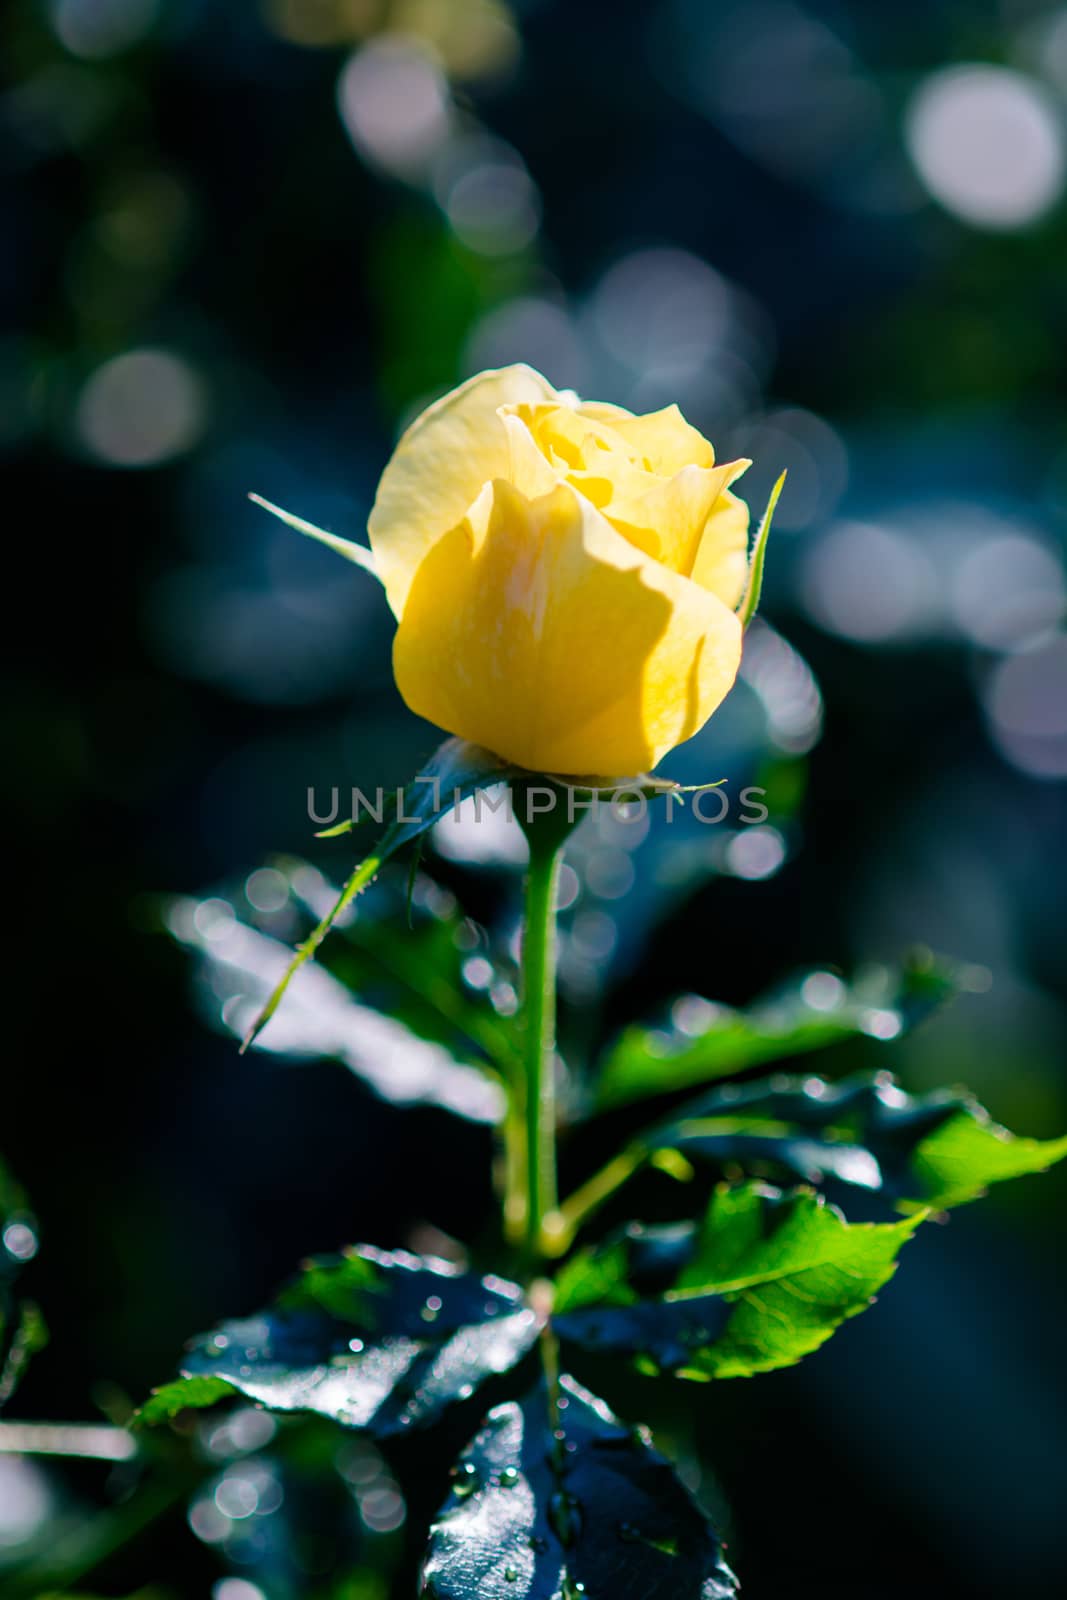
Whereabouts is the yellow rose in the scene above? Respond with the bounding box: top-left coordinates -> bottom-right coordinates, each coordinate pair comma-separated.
367,364 -> 754,777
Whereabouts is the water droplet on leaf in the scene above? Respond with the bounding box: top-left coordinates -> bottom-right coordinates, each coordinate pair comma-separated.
450,1462 -> 479,1499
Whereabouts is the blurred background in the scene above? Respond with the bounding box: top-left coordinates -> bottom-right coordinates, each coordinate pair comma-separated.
4,0 -> 1067,1595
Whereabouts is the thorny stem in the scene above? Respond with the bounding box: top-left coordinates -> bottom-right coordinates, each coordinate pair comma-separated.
240,852 -> 382,1051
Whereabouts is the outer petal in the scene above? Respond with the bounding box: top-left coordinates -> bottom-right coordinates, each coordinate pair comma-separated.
690,488 -> 751,610
392,481 -> 743,776
368,365 -> 558,618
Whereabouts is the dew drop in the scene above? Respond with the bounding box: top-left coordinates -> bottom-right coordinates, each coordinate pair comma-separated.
450,1462 -> 479,1499
504,1566 -> 519,1583
498,1466 -> 521,1489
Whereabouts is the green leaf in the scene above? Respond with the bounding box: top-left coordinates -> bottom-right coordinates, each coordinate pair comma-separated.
168,885 -> 505,1124
241,738 -> 513,1050
652,1072 -> 1067,1212
908,1107 -> 1067,1210
737,470 -> 786,628
138,1247 -> 541,1438
283,864 -> 521,1075
0,1301 -> 48,1410
135,1374 -> 239,1426
552,1184 -> 918,1379
595,956 -> 959,1111
422,1374 -> 737,1600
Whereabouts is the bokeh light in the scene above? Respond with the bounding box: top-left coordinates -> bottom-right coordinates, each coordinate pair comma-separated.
433,134 -> 541,255
76,349 -> 205,467
950,534 -> 1065,651
50,0 -> 158,60
463,297 -> 587,390
801,520 -> 940,643
337,38 -> 451,179
984,633 -> 1067,777
0,1459 -> 52,1550
905,65 -> 1065,229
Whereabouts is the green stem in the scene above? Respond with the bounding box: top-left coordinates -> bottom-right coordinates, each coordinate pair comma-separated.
555,1144 -> 647,1250
502,1095 -> 529,1246
520,825 -> 564,1257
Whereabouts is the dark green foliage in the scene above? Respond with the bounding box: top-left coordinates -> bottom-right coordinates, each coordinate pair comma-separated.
0,1157 -> 45,1409
137,1247 -> 541,1437
286,867 -> 520,1075
421,1375 -> 737,1600
648,1073 -> 1067,1212
595,956 -> 960,1110
145,819 -> 1067,1595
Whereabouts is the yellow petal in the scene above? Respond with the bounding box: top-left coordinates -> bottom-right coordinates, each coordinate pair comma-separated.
603,459 -> 749,573
572,400 -> 635,425
499,409 -> 564,499
504,399 -> 748,576
508,402 -> 623,471
368,364 -> 557,618
393,481 -> 743,776
593,403 -> 716,473
690,487 -> 752,610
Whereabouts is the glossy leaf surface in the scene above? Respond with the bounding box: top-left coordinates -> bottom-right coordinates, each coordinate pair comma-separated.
168,891 -> 504,1124
139,1247 -> 541,1437
596,958 -> 959,1110
652,1072 -> 1067,1211
422,1374 -> 737,1599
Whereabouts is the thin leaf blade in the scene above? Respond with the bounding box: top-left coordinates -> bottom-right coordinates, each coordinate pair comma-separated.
240,738 -> 513,1049
737,470 -> 786,628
